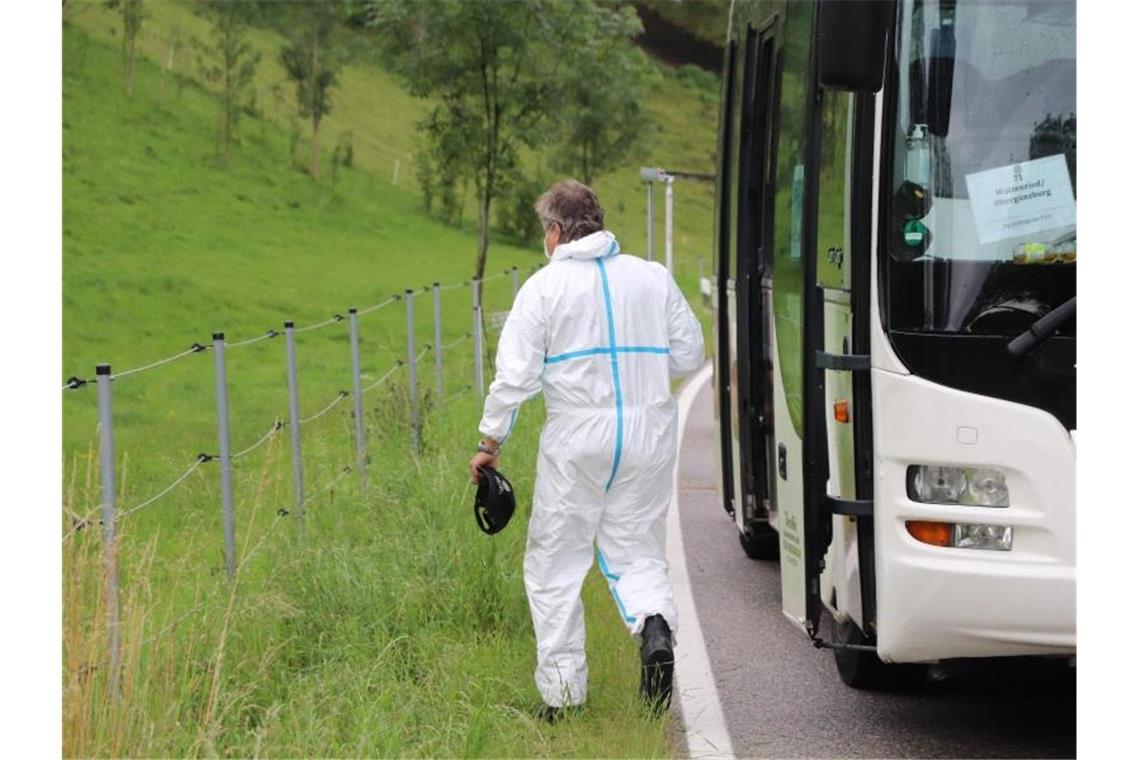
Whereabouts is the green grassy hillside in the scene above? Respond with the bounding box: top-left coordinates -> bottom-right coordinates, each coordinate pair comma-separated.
66,0 -> 719,285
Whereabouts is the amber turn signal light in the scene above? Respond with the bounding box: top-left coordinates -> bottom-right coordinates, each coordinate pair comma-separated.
833,400 -> 850,424
906,520 -> 953,547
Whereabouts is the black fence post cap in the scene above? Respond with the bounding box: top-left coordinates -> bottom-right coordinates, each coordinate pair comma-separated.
96,364 -> 112,375
213,331 -> 225,340
284,320 -> 294,328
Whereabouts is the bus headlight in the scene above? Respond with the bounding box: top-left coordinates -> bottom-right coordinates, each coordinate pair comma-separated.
965,467 -> 1009,507
908,465 -> 1009,507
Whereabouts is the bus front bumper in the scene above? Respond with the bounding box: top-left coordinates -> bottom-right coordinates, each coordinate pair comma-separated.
871,369 -> 1076,663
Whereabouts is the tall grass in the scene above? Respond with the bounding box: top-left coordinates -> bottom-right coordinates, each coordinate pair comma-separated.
64,387 -> 674,757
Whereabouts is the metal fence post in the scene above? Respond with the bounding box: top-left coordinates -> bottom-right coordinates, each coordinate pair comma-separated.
405,289 -> 421,451
665,175 -> 675,274
433,282 -> 444,397
212,333 -> 236,582
511,266 -> 520,300
284,321 -> 304,527
472,278 -> 484,396
95,363 -> 120,695
348,308 -> 367,489
646,182 -> 655,261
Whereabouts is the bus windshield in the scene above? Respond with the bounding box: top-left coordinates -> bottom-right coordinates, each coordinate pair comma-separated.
885,0 -> 1075,336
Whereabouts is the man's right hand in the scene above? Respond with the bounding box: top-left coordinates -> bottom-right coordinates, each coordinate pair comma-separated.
469,449 -> 501,484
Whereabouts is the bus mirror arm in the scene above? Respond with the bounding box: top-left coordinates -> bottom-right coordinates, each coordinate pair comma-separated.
1006,296 -> 1076,360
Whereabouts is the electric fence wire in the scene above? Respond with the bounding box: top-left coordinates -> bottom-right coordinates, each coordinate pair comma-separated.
225,329 -> 280,349
444,385 -> 474,404
295,313 -> 346,334
302,464 -> 355,506
118,456 -> 209,519
361,359 -> 404,395
300,390 -> 350,425
139,598 -> 210,648
232,419 -> 284,460
61,266 -> 522,391
356,293 -> 402,317
439,333 -> 472,352
111,342 -> 211,380
63,343 -> 213,392
63,453 -> 210,541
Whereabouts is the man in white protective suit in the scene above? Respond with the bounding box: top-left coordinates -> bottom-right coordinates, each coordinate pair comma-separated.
468,180 -> 705,719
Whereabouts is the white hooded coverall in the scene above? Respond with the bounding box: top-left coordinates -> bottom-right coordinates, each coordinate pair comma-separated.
478,230 -> 705,707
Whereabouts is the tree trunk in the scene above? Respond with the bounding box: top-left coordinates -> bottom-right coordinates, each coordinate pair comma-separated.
475,184 -> 491,285
125,37 -> 135,96
310,117 -> 321,180
157,43 -> 173,109
222,44 -> 232,162
308,37 -> 320,179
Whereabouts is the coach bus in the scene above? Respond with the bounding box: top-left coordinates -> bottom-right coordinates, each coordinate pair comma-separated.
711,0 -> 1075,686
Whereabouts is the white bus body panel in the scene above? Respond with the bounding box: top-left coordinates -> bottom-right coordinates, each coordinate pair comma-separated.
771,296 -> 808,632
872,368 -> 1076,662
726,278 -> 746,533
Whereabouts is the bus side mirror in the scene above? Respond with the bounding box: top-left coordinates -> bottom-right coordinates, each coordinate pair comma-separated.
817,0 -> 891,92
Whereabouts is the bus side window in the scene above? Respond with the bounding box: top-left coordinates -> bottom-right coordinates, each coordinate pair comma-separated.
816,92 -> 853,291
771,3 -> 814,439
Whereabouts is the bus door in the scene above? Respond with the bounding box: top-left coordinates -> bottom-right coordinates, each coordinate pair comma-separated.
712,39 -> 738,518
732,22 -> 779,539
795,1 -> 887,643
770,0 -> 815,633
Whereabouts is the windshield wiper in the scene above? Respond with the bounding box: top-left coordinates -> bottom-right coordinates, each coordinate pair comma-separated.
1007,296 -> 1076,360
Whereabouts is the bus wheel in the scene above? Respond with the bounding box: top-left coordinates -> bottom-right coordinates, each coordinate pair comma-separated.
832,617 -> 926,690
738,524 -> 779,560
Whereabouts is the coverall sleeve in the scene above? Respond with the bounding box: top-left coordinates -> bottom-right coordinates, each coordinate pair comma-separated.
478,277 -> 546,444
665,273 -> 706,377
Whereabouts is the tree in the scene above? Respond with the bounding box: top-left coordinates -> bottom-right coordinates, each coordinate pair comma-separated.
105,0 -> 144,96
374,0 -> 579,283
552,5 -> 651,185
195,2 -> 260,162
279,1 -> 343,180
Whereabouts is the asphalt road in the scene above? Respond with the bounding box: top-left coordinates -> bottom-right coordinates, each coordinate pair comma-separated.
676,379 -> 1076,759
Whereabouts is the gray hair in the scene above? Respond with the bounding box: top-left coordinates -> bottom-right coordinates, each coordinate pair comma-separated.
533,180 -> 605,243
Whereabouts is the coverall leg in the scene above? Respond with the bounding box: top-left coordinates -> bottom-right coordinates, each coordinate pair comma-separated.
524,418 -> 608,708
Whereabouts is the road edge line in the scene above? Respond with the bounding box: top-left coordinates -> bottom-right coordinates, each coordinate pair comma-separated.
668,362 -> 735,759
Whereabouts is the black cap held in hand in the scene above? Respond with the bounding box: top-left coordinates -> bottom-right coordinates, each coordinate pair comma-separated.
474,466 -> 516,536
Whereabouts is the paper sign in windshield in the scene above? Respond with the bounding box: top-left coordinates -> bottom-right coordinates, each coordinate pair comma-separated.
965,155 -> 1075,245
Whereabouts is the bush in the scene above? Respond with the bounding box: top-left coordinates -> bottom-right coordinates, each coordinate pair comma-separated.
496,172 -> 545,246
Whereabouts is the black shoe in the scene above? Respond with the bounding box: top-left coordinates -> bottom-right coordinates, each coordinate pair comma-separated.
534,703 -> 581,723
640,614 -> 674,711
535,704 -> 562,723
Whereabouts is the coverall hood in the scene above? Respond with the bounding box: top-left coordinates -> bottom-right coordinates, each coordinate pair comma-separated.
550,230 -> 620,262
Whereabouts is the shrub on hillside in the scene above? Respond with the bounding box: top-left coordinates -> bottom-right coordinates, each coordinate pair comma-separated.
496,173 -> 545,247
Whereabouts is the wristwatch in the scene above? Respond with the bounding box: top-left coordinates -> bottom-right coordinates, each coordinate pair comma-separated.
477,440 -> 500,455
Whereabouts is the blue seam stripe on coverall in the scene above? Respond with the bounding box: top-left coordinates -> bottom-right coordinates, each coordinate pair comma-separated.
595,258 -> 624,493
545,346 -> 670,364
501,407 -> 519,443
596,550 -> 637,624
